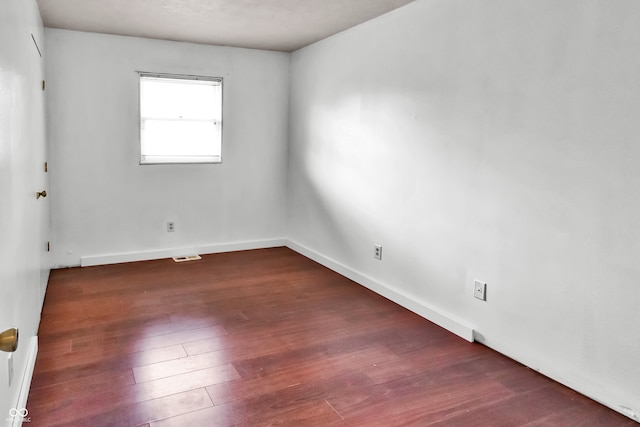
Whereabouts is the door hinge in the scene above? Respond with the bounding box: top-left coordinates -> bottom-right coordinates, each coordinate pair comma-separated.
42,80 -> 45,91
44,161 -> 48,172
47,241 -> 50,252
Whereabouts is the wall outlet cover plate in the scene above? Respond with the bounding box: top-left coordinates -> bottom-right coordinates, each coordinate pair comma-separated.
474,280 -> 486,301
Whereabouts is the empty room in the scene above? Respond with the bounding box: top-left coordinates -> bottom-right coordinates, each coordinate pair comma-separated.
1,0 -> 639,425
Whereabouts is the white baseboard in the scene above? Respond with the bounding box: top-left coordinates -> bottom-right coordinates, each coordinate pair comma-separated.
11,337 -> 37,427
286,240 -> 474,342
80,239 -> 287,267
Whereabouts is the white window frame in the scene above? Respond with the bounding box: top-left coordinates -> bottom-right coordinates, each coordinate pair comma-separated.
138,71 -> 223,165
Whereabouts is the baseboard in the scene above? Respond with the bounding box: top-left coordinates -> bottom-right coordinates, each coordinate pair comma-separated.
11,337 -> 37,427
286,240 -> 474,342
80,239 -> 287,267
478,336 -> 639,423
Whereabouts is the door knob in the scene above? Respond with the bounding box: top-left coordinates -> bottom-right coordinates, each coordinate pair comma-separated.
0,328 -> 18,353
36,190 -> 47,199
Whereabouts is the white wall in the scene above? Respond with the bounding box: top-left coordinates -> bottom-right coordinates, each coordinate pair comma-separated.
46,29 -> 290,267
288,0 -> 640,420
0,0 -> 48,422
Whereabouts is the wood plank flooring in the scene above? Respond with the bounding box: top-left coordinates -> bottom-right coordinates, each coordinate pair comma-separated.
27,247 -> 633,426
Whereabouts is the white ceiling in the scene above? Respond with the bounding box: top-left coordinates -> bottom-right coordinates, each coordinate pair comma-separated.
36,0 -> 418,52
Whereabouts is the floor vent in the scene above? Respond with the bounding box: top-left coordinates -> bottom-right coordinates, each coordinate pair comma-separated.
172,255 -> 202,263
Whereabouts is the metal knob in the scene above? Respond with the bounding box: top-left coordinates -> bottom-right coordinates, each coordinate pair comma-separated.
36,190 -> 47,199
0,328 -> 18,353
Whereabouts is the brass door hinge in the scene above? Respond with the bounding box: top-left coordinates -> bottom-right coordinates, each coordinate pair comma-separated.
44,161 -> 48,172
42,80 -> 45,91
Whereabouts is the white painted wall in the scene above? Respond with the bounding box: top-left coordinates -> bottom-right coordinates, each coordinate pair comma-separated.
0,0 -> 48,422
288,0 -> 640,420
45,29 -> 290,267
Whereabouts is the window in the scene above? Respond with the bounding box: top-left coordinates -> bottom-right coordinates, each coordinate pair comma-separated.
139,72 -> 222,164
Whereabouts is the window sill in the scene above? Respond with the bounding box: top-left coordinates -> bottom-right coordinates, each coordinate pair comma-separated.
140,155 -> 222,165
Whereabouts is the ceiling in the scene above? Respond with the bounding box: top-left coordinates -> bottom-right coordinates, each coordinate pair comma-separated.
35,0 -> 418,52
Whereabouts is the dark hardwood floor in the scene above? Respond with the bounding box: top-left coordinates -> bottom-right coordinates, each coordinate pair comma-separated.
27,247 -> 633,426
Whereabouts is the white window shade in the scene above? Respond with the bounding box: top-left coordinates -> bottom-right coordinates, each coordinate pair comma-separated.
139,73 -> 222,164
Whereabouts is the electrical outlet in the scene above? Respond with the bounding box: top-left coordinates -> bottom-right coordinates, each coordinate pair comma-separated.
374,244 -> 382,260
8,354 -> 13,386
167,221 -> 175,232
474,280 -> 487,301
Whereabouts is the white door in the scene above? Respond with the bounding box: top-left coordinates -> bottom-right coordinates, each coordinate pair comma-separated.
0,2 -> 49,421
34,41 -> 50,307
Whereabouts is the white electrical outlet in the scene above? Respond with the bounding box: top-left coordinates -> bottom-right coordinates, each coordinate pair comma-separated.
374,244 -> 382,260
167,221 -> 175,232
474,280 -> 487,301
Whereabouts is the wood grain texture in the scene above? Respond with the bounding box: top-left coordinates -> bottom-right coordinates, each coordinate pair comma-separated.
27,247 -> 633,426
